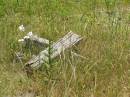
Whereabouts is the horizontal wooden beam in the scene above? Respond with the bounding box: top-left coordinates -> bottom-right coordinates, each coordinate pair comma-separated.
18,32 -> 49,45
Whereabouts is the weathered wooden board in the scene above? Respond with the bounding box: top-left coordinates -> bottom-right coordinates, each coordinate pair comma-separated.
19,32 -> 49,45
25,31 -> 82,69
27,33 -> 49,45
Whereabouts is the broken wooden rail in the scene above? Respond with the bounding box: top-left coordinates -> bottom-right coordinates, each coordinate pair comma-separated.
25,31 -> 83,70
18,32 -> 49,45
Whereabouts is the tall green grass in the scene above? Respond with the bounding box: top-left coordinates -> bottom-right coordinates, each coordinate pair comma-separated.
0,0 -> 130,97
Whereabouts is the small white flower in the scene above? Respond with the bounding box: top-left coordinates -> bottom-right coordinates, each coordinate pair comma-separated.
27,31 -> 33,36
18,25 -> 25,32
24,36 -> 30,39
18,39 -> 24,42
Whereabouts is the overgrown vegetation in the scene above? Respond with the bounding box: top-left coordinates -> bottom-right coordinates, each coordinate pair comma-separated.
0,0 -> 130,97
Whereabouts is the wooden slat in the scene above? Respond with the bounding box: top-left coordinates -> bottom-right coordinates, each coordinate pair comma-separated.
28,34 -> 49,45
19,32 -> 49,45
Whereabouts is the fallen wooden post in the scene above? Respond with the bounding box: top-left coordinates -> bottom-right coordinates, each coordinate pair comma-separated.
25,31 -> 83,70
18,32 -> 49,45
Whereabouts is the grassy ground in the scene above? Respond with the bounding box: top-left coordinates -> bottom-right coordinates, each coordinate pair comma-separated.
1,0 -> 130,97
